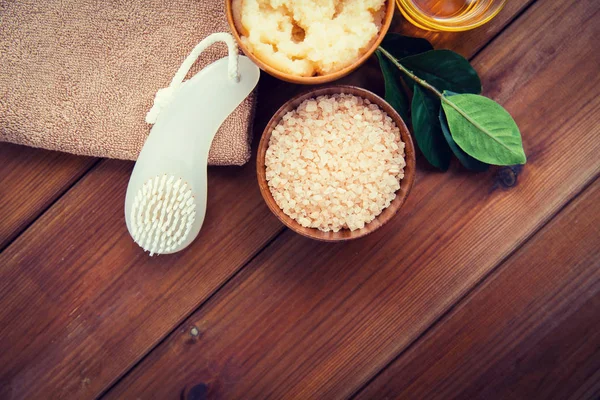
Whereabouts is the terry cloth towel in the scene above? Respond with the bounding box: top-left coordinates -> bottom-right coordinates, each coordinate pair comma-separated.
0,0 -> 255,166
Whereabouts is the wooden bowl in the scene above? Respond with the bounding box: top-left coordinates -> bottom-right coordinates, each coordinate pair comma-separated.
226,0 -> 395,85
257,85 -> 416,241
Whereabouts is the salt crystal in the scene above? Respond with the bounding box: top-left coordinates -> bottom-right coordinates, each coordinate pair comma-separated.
305,100 -> 318,112
264,94 -> 405,232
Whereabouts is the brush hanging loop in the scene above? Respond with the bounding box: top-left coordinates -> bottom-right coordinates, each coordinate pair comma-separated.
146,32 -> 240,124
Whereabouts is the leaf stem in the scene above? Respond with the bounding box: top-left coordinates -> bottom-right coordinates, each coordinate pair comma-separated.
378,46 -> 496,143
377,47 -> 443,98
377,45 -> 525,164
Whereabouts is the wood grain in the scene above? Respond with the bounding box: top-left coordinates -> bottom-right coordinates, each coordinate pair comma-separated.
357,178 -> 600,400
0,143 -> 96,249
106,0 -> 600,398
0,2 -> 529,399
257,85 -> 416,242
0,156 -> 283,399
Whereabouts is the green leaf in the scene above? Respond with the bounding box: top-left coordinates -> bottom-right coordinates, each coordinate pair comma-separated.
400,50 -> 482,94
441,91 -> 526,165
412,85 -> 452,170
380,33 -> 433,60
376,51 -> 410,121
439,107 -> 489,171
379,35 -> 434,93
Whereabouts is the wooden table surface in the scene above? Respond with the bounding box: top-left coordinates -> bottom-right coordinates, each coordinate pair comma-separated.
1,0 -> 599,398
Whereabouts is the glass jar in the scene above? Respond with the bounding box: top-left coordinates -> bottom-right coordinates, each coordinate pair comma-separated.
396,0 -> 506,31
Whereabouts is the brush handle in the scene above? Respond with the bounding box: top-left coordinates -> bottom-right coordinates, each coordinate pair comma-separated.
125,55 -> 259,253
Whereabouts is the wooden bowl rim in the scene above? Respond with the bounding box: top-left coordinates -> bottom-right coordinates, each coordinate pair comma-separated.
225,0 -> 395,85
256,85 -> 417,242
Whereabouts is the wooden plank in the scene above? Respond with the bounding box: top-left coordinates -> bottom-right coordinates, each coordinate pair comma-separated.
0,157 -> 283,399
106,0 -> 600,398
0,2 -> 529,399
0,143 -> 96,249
357,178 -> 600,400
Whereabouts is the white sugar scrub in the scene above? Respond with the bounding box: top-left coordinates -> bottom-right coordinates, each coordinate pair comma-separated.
232,0 -> 386,76
265,94 -> 406,232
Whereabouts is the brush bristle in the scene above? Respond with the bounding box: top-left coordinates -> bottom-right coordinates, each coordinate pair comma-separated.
130,175 -> 196,255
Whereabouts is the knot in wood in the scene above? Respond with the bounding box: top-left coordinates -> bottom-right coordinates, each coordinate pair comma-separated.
183,383 -> 208,400
496,166 -> 521,188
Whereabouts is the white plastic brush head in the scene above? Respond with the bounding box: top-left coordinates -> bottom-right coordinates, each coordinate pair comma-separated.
130,175 -> 196,256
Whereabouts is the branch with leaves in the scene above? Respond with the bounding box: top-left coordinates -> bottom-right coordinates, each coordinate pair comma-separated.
376,34 -> 526,171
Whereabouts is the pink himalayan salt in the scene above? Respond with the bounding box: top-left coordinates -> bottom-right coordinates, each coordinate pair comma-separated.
265,94 -> 405,232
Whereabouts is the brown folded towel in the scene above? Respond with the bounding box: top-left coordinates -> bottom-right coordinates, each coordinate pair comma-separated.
0,0 -> 255,165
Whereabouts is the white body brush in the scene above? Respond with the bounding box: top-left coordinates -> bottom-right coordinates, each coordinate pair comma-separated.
124,33 -> 260,255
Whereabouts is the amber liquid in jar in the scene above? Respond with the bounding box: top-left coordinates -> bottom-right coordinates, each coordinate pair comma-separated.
412,0 -> 480,19
396,0 -> 504,31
